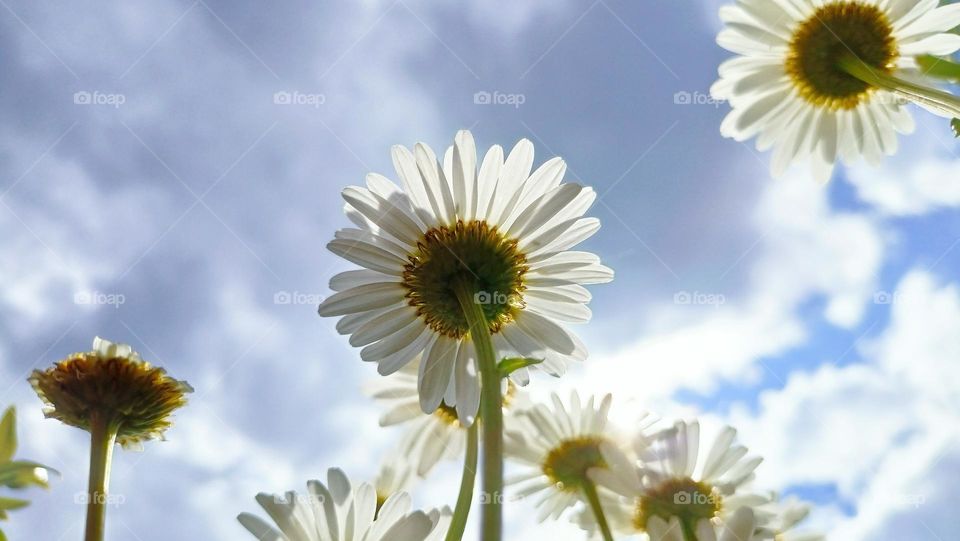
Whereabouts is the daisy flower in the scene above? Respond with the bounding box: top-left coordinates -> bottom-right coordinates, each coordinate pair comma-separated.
368,359 -> 525,476
644,506 -> 758,541
589,420 -> 769,540
373,453 -> 415,510
30,337 -> 191,541
712,0 -> 960,181
237,468 -> 449,541
503,391 -> 621,521
29,337 -> 192,449
317,130 -> 612,420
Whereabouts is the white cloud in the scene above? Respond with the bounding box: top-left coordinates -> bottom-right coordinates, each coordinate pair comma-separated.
582,173 -> 883,403
847,113 -> 960,216
732,269 -> 960,540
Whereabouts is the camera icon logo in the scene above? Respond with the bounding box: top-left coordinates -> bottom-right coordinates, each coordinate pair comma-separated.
873,291 -> 893,304
674,491 -> 691,505
673,91 -> 692,105
274,291 -> 292,304
273,91 -> 292,105
474,291 -> 492,304
74,91 -> 92,105
474,91 -> 492,105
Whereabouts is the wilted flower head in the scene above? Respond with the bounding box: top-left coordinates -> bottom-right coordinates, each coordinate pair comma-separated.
29,337 -> 192,449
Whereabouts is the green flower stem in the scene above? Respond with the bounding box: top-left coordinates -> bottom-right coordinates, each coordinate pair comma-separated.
444,421 -> 478,541
838,55 -> 960,118
582,480 -> 615,541
84,412 -> 117,541
916,55 -> 960,83
453,276 -> 503,541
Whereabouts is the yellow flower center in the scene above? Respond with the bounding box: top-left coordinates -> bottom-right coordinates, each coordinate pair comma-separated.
402,220 -> 528,339
635,478 -> 721,536
541,437 -> 607,493
433,381 -> 518,426
786,2 -> 897,110
433,402 -> 460,426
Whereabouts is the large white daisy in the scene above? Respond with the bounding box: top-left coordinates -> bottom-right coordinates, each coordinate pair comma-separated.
237,468 -> 448,541
503,391 -> 622,521
368,359 -> 526,476
712,0 -> 960,181
318,130 -> 612,420
589,420 -> 770,540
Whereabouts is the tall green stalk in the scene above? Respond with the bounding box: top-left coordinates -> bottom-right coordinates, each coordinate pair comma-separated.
838,55 -> 960,118
444,421 -> 478,541
84,412 -> 117,541
582,480 -> 615,541
453,276 -> 503,541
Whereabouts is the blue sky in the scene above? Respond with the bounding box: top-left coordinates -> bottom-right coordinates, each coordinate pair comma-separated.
1,1 -> 959,539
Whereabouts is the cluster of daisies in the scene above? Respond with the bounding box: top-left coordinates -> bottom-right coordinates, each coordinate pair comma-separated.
235,129 -> 822,541
22,2 -> 959,540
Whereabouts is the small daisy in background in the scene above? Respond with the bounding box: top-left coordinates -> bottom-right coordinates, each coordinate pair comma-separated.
317,130 -> 612,420
237,468 -> 450,541
589,420 -> 770,540
367,359 -> 527,476
504,391 -> 623,537
373,453 -> 416,511
712,0 -> 960,181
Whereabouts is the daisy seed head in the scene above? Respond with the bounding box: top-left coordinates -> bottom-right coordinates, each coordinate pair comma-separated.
786,2 -> 897,110
541,436 -> 608,493
402,220 -> 528,339
29,337 -> 191,448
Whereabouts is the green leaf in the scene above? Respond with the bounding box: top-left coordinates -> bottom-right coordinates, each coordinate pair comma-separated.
916,55 -> 960,82
0,407 -> 16,464
0,461 -> 57,490
952,118 -> 960,138
0,498 -> 28,512
0,498 -> 29,522
497,357 -> 543,377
